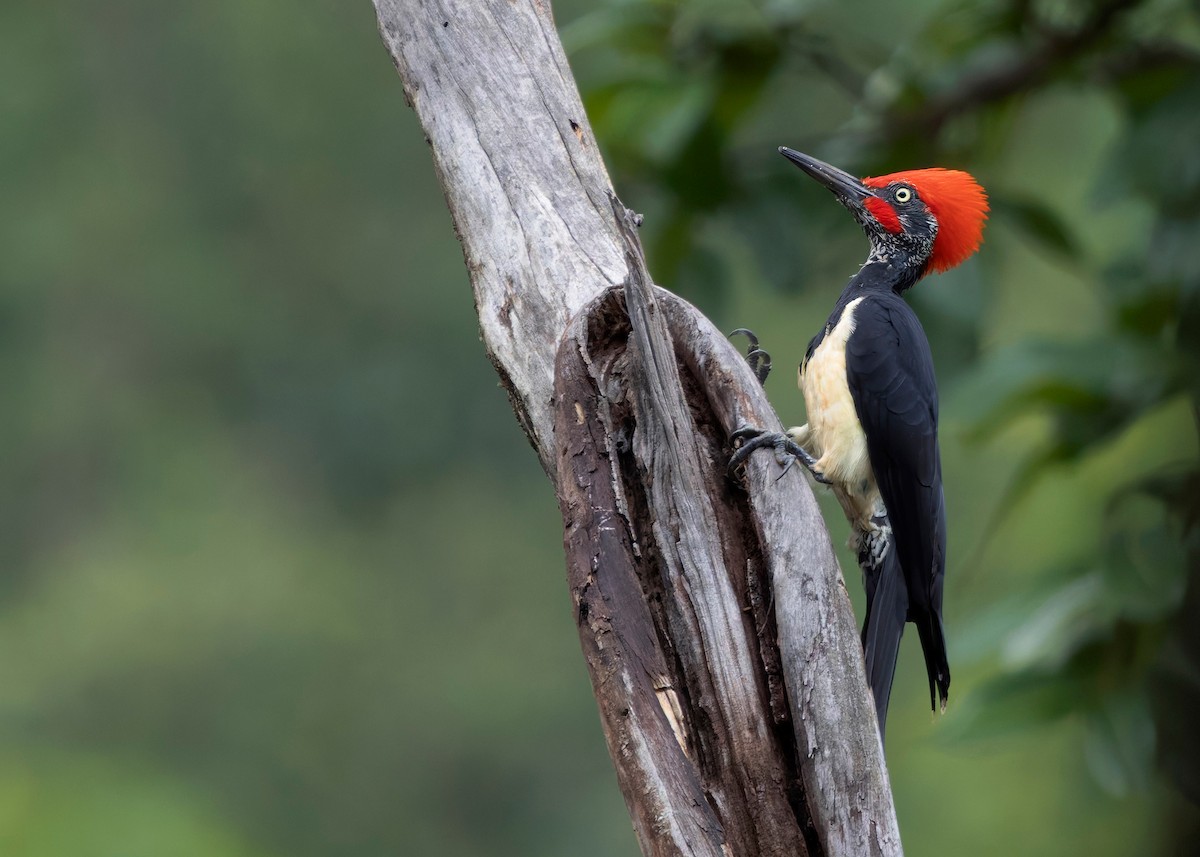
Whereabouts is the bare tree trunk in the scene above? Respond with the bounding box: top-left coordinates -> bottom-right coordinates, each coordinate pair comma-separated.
373,2 -> 902,854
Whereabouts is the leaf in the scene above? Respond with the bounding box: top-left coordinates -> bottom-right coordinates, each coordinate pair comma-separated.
953,560 -> 1119,673
560,3 -> 668,56
999,573 -> 1112,672
949,337 -> 1172,448
593,79 -> 715,168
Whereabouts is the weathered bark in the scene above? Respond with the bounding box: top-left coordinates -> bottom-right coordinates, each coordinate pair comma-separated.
374,1 -> 901,854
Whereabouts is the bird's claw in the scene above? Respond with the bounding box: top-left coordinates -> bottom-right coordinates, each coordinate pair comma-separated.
728,426 -> 829,484
730,329 -> 771,385
858,518 -> 893,571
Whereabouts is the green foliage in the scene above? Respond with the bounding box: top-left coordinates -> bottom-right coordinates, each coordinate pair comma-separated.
6,0 -> 1200,854
949,39 -> 1200,809
571,0 -> 1200,846
1,1 -> 630,855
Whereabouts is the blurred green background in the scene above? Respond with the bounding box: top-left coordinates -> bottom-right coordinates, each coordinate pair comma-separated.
3,0 -> 1199,854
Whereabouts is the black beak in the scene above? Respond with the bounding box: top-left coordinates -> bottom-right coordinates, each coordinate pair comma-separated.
779,147 -> 872,204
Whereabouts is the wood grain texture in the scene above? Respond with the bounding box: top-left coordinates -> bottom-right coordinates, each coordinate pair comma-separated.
374,1 -> 902,853
554,286 -> 734,857
650,295 -> 902,856
375,0 -> 625,473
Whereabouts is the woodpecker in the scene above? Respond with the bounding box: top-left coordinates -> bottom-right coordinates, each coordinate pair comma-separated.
731,148 -> 988,737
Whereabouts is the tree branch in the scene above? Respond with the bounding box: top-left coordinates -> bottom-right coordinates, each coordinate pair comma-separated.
884,0 -> 1141,140
375,1 -> 899,853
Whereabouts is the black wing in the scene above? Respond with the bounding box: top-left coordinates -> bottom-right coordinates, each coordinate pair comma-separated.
845,294 -> 949,711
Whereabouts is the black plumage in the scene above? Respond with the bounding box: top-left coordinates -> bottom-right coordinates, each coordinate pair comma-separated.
731,148 -> 985,739
843,288 -> 949,724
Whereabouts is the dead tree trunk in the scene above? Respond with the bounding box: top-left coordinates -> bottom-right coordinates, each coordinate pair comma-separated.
373,2 -> 902,854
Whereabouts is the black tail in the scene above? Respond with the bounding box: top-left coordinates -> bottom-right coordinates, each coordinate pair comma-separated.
861,548 -> 907,741
916,609 -> 950,713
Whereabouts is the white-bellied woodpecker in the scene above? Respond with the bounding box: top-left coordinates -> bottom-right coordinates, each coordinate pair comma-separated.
732,148 -> 988,738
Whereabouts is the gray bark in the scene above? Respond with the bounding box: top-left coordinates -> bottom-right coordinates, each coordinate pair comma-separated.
374,1 -> 902,854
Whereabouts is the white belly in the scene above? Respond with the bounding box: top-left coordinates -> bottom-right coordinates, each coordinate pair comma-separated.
798,297 -> 876,510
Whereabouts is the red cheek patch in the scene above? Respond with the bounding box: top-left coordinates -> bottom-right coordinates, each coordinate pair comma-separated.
864,196 -> 902,233
864,169 -> 989,273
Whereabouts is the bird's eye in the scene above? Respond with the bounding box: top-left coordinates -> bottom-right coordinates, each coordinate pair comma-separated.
894,186 -> 913,203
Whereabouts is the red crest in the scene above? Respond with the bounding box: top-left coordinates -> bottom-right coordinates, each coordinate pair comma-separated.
864,169 -> 989,274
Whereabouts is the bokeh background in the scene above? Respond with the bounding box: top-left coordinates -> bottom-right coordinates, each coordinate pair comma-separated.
3,0 -> 1199,854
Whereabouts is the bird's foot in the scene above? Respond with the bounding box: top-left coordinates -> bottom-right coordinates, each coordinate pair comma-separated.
858,515 -> 893,571
728,426 -> 829,484
730,329 -> 771,385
